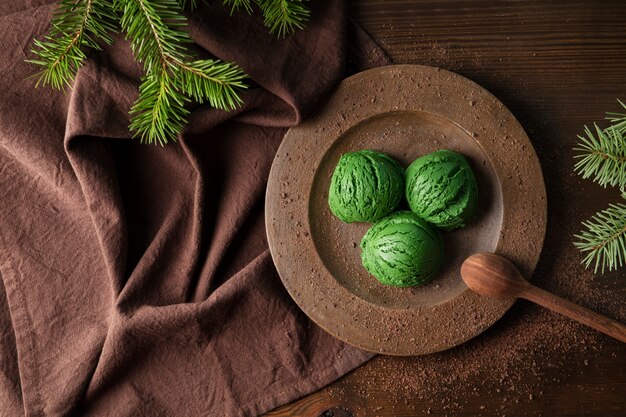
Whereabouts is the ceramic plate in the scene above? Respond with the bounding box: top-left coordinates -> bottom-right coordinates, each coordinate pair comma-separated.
266,65 -> 546,355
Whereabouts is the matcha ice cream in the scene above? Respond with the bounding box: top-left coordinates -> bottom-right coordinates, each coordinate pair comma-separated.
328,150 -> 404,223
405,150 -> 478,230
360,211 -> 444,287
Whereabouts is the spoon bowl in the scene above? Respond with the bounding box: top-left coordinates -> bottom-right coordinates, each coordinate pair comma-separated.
460,252 -> 531,299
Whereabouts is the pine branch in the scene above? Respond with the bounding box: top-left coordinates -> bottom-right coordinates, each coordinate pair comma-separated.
176,60 -> 247,110
29,0 -> 308,144
116,0 -> 247,143
177,0 -> 197,9
574,124 -> 626,188
223,0 -> 253,14
115,0 -> 190,73
129,70 -> 189,145
255,0 -> 309,38
574,203 -> 626,273
28,0 -> 117,89
606,99 -> 626,135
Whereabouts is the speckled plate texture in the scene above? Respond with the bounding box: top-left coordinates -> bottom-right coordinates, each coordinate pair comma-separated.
266,65 -> 547,356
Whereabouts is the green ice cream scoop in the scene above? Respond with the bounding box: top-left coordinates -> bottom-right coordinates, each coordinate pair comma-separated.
405,150 -> 478,230
360,211 -> 444,287
328,150 -> 404,223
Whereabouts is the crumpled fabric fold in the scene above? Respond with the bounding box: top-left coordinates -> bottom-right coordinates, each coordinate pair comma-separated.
0,1 -> 389,416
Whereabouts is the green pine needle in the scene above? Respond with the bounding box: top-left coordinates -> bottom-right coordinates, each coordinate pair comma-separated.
116,0 -> 248,143
573,124 -> 626,188
573,100 -> 626,273
27,0 -> 117,89
223,0 -> 253,14
129,70 -> 189,145
176,60 -> 247,110
177,0 -> 197,9
574,203 -> 626,274
606,99 -> 626,136
116,0 -> 190,73
28,0 -> 309,144
256,0 -> 309,38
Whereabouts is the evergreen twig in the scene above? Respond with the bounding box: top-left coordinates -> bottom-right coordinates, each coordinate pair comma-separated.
606,99 -> 626,135
574,203 -> 626,273
176,0 -> 197,8
573,124 -> 626,188
176,60 -> 247,109
116,0 -> 247,144
573,99 -> 626,273
256,0 -> 309,38
223,0 -> 253,14
28,0 -> 309,144
27,0 -> 117,89
129,70 -> 189,145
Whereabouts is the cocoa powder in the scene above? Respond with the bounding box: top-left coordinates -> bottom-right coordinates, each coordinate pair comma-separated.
325,147 -> 625,415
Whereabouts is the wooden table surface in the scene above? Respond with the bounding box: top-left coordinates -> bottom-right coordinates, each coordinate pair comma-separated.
268,1 -> 626,416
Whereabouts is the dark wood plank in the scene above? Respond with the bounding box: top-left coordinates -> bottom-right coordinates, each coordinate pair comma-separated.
267,1 -> 626,416
267,341 -> 626,417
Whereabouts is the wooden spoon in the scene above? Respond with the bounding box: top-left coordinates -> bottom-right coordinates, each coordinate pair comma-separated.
461,252 -> 626,343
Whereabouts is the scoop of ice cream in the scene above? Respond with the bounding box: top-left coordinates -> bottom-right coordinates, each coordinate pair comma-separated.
328,150 -> 404,223
360,211 -> 444,287
405,150 -> 478,230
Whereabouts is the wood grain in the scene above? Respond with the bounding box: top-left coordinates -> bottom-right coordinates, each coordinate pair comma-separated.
461,252 -> 626,343
267,1 -> 626,416
523,285 -> 626,344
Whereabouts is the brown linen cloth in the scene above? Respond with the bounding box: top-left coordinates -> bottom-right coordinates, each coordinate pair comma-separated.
0,1 -> 390,416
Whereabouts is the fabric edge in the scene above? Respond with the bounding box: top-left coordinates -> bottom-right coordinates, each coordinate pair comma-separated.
244,347 -> 374,417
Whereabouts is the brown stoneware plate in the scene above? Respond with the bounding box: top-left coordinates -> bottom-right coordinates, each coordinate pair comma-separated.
265,65 -> 547,356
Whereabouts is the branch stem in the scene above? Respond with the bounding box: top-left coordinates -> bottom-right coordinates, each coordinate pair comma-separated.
590,224 -> 626,251
132,0 -> 169,71
176,61 -> 235,85
47,0 -> 94,76
589,149 -> 626,162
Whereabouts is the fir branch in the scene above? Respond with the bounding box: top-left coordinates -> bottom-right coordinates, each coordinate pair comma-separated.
29,0 -> 308,144
606,99 -> 626,135
116,0 -> 247,143
177,0 -> 197,9
573,100 -> 626,273
223,0 -> 253,14
129,70 -> 189,145
256,0 -> 309,38
574,203 -> 626,273
115,0 -> 190,73
574,124 -> 626,188
28,0 -> 117,89
176,60 -> 247,110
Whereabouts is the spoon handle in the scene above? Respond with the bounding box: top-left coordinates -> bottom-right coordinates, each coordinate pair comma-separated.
521,285 -> 626,343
